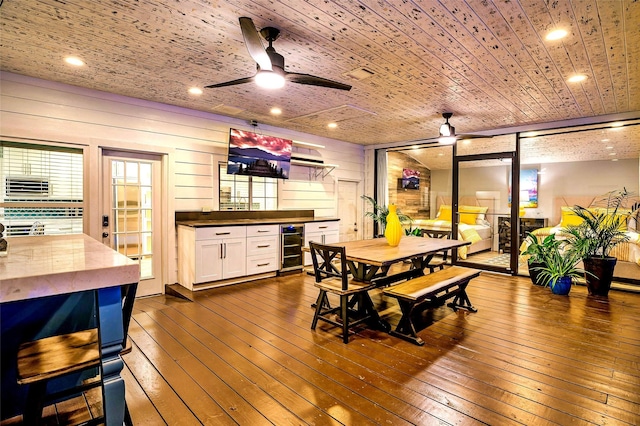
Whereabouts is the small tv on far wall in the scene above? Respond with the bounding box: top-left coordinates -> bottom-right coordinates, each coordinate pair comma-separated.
227,128 -> 292,179
399,168 -> 420,190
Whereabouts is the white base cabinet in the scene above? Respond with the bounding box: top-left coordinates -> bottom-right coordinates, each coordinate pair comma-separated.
194,226 -> 246,283
246,225 -> 279,275
304,221 -> 340,265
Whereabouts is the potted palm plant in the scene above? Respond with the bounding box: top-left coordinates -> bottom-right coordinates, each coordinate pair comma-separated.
533,243 -> 585,295
563,188 -> 631,296
521,232 -> 560,286
362,195 -> 412,236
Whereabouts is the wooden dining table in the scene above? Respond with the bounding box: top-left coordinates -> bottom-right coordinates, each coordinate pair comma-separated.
323,236 -> 471,283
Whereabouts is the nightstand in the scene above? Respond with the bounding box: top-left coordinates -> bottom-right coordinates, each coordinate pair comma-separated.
498,217 -> 548,252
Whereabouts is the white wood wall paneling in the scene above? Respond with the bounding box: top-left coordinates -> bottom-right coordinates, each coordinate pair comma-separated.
0,75 -> 366,291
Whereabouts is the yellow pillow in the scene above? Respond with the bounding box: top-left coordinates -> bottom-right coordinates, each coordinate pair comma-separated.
560,206 -> 583,227
459,205 -> 488,225
459,225 -> 482,243
437,205 -> 452,221
591,207 -> 630,232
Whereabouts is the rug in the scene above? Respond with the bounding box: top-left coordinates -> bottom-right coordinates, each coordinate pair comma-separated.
482,253 -> 511,267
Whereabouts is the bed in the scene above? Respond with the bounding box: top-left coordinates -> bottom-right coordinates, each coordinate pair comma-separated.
413,195 -> 496,259
522,195 -> 640,282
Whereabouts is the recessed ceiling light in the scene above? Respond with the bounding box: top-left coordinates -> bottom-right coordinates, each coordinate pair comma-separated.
612,158 -> 618,162
546,29 -> 568,41
568,74 -> 587,83
188,87 -> 203,95
610,122 -> 624,127
327,123 -> 338,129
270,107 -> 282,115
608,152 -> 616,156
601,138 -> 610,142
64,56 -> 85,66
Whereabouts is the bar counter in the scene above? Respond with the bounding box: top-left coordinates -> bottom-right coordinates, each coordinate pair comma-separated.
0,234 -> 139,424
0,234 -> 139,302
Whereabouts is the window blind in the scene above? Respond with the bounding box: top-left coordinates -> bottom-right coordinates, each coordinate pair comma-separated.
0,142 -> 84,236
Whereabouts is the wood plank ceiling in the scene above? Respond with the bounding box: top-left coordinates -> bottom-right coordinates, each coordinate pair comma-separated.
1,0 -> 639,152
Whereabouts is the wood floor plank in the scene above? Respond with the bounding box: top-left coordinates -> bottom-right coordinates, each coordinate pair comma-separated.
119,270 -> 640,426
216,276 -> 603,425
119,359 -> 166,425
204,280 -> 529,425
137,307 -> 337,425
124,323 -> 216,425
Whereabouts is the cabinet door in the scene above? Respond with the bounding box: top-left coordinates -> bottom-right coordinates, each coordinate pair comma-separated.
222,237 -> 247,279
195,240 -> 223,283
304,231 -> 322,266
323,230 -> 339,245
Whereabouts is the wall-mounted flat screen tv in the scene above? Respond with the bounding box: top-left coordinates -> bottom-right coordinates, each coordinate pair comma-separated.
399,168 -> 420,190
227,128 -> 292,179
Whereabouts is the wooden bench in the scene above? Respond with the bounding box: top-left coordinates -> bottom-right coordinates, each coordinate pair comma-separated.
382,266 -> 480,345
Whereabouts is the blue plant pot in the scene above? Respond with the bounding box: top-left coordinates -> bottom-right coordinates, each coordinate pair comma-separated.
551,276 -> 572,295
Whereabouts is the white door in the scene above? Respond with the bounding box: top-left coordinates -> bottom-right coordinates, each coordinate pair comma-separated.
102,151 -> 163,296
338,180 -> 359,241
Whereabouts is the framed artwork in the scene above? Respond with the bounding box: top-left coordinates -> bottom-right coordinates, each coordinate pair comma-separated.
509,169 -> 538,208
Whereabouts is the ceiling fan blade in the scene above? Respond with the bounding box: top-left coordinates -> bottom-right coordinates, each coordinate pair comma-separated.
239,17 -> 272,71
205,76 -> 254,88
286,72 -> 352,91
456,134 -> 492,140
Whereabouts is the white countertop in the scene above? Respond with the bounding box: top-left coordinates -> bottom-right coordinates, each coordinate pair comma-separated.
0,234 -> 140,303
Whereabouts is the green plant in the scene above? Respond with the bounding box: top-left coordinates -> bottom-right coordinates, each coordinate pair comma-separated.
563,188 -> 631,259
532,243 -> 585,291
404,226 -> 422,237
521,232 -> 560,265
361,195 -> 412,231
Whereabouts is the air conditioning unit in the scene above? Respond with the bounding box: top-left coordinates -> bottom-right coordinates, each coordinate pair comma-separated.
290,152 -> 324,165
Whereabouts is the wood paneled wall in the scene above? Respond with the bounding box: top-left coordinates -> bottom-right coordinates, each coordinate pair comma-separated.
0,72 -> 364,289
387,151 -> 431,220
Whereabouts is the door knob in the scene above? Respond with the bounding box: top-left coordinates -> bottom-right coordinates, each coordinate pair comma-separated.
102,232 -> 109,238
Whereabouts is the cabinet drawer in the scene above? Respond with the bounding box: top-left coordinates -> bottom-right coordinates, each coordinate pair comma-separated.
246,235 -> 279,256
246,224 -> 279,237
196,226 -> 246,240
305,221 -> 339,234
247,254 -> 279,275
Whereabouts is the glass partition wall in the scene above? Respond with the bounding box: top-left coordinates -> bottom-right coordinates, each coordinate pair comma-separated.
382,118 -> 639,285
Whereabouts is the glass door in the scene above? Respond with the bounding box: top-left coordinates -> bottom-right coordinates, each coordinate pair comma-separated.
453,136 -> 520,274
102,151 -> 163,296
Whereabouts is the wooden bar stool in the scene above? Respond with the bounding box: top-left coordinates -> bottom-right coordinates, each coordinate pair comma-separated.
16,283 -> 137,425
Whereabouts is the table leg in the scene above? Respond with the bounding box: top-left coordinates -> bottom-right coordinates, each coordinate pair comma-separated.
97,286 -> 126,426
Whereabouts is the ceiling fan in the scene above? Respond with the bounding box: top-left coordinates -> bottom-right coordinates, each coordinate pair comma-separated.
205,17 -> 352,91
402,113 -> 491,146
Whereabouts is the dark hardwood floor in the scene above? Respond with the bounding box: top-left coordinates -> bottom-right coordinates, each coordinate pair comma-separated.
5,270 -> 639,425
120,270 -> 640,425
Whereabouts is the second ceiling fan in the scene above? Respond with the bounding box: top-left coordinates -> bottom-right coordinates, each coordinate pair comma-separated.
206,17 -> 352,91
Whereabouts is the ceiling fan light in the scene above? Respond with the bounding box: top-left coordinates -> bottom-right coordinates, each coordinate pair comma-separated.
255,70 -> 285,89
438,136 -> 456,144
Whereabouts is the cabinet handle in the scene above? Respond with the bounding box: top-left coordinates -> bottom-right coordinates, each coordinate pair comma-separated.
220,243 -> 223,259
224,242 -> 227,258
257,244 -> 270,248
257,230 -> 270,233
216,232 -> 231,236
257,263 -> 270,267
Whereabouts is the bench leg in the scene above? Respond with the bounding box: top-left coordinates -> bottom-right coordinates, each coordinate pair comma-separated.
389,300 -> 425,346
447,281 -> 477,312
